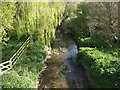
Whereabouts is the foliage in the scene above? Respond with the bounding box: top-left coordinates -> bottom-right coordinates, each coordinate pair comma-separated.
88,2 -> 118,41
1,2 -> 65,61
63,3 -> 119,88
62,3 -> 90,40
77,35 -> 108,48
2,41 -> 24,62
1,70 -> 35,88
98,46 -> 119,58
1,2 -> 65,88
1,2 -> 119,88
0,43 -> 46,88
63,2 -> 118,44
79,47 -> 119,88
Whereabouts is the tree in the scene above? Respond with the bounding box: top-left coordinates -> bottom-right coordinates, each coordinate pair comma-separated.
88,2 -> 118,44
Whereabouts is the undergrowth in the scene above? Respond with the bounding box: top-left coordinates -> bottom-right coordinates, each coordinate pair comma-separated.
78,47 -> 119,88
0,42 -> 47,88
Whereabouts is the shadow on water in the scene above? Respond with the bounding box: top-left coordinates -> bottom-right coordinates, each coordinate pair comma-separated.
38,33 -> 90,89
63,35 -> 90,89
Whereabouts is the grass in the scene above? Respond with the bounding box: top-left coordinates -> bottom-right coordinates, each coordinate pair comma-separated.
0,42 -> 47,88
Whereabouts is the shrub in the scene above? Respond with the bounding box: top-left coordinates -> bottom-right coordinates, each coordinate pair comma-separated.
77,35 -> 108,48
1,44 -> 46,88
79,47 -> 119,88
0,70 -> 35,88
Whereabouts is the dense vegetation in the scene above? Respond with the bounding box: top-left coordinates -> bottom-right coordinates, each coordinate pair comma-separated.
1,2 -> 65,88
1,2 -> 65,62
62,2 -> 119,88
1,43 -> 46,88
79,47 -> 119,88
0,1 -> 119,88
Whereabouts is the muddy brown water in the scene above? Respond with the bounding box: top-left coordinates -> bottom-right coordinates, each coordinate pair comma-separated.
38,34 -> 90,89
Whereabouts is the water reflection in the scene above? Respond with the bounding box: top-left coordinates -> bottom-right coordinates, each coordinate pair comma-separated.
67,44 -> 78,62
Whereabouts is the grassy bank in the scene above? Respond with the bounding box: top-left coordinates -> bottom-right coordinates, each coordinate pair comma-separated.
0,42 -> 47,88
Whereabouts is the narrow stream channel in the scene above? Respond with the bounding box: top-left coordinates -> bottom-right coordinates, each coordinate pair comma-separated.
38,33 -> 90,89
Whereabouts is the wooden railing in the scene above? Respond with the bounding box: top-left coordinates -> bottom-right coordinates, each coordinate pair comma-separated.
0,37 -> 30,75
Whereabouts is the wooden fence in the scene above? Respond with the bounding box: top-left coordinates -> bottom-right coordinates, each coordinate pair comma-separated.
0,37 -> 30,75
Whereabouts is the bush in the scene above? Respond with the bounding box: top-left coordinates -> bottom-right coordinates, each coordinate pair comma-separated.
1,43 -> 46,88
0,70 -> 35,88
79,47 -> 119,88
77,35 -> 108,48
98,47 -> 119,58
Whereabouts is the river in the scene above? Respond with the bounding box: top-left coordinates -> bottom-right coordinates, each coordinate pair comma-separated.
38,33 -> 90,89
